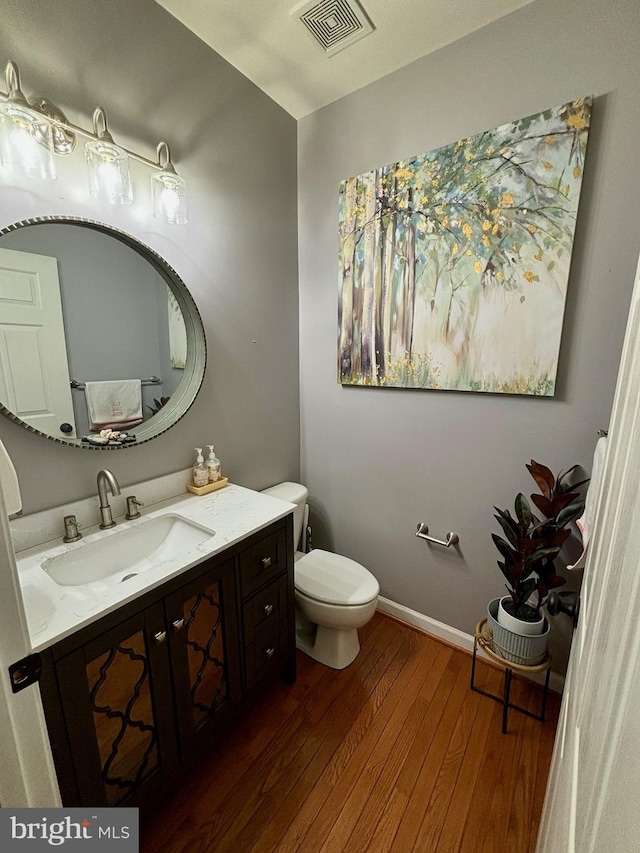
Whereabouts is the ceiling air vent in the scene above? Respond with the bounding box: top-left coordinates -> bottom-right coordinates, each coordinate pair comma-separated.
292,0 -> 375,57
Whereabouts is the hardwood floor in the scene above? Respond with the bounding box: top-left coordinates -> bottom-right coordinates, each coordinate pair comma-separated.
141,612 -> 559,853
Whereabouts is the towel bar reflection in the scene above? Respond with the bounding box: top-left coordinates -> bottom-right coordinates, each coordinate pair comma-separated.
416,523 -> 459,548
70,376 -> 161,389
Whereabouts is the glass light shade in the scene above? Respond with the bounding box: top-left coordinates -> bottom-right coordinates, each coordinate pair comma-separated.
85,138 -> 133,205
151,170 -> 188,225
0,101 -> 56,180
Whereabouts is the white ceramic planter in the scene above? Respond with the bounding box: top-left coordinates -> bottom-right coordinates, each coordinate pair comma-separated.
497,596 -> 545,636
487,598 -> 550,666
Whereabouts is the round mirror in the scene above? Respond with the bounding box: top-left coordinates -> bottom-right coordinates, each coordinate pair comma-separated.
0,216 -> 206,448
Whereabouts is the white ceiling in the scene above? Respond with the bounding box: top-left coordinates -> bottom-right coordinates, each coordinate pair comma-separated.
154,0 -> 536,119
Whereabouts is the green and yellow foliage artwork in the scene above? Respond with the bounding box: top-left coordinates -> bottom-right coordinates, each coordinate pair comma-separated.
338,98 -> 592,395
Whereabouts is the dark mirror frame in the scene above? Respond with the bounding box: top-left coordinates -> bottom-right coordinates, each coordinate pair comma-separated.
0,216 -> 207,449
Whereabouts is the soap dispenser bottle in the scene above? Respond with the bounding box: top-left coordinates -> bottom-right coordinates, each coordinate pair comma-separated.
193,448 -> 209,487
206,445 -> 221,483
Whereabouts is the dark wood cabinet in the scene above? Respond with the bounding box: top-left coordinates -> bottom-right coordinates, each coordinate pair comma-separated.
39,516 -> 295,811
51,603 -> 179,809
165,558 -> 241,767
239,525 -> 295,690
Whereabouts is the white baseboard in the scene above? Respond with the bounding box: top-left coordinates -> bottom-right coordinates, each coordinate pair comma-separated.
377,596 -> 565,694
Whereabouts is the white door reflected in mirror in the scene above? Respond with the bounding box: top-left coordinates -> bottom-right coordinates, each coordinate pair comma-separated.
0,247 -> 76,438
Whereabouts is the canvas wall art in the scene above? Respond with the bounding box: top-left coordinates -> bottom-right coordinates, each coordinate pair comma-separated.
338,97 -> 592,395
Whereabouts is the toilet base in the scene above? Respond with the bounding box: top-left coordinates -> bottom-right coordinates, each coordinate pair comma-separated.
296,622 -> 361,670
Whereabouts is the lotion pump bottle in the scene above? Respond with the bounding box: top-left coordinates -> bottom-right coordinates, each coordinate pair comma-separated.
206,445 -> 221,483
193,448 -> 208,487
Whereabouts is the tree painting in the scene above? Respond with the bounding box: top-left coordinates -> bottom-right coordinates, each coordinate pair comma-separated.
338,97 -> 592,395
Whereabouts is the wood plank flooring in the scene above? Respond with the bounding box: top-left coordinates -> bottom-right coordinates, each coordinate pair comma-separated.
141,612 -> 559,853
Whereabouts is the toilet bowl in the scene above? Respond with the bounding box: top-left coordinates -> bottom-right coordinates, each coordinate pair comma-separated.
261,482 -> 379,669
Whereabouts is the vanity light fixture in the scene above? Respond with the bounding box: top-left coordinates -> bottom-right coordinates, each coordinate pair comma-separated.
0,60 -> 56,180
85,107 -> 133,206
152,142 -> 188,225
0,60 -> 188,223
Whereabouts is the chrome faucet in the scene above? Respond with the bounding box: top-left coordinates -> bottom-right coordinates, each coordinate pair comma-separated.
97,469 -> 121,529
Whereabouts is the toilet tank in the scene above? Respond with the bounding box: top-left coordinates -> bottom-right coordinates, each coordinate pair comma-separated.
261,482 -> 308,551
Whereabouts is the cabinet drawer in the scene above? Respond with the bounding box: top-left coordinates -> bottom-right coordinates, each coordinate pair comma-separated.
243,575 -> 287,646
240,526 -> 287,599
244,618 -> 288,690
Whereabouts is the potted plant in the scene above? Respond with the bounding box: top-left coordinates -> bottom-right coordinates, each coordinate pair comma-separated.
488,460 -> 588,664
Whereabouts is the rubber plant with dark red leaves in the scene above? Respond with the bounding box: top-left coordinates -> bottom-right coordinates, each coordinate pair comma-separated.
492,460 -> 589,623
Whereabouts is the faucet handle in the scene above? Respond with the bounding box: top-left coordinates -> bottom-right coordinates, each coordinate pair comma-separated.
125,495 -> 144,520
63,515 -> 82,543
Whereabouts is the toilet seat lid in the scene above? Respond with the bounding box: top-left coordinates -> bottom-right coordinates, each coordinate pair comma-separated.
295,549 -> 379,606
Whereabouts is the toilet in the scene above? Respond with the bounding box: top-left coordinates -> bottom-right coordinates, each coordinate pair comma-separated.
262,482 -> 379,670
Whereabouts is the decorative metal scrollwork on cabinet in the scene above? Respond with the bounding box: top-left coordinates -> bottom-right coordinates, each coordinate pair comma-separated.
87,631 -> 158,805
183,582 -> 228,727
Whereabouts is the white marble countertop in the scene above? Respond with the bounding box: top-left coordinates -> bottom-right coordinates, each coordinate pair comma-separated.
15,483 -> 293,653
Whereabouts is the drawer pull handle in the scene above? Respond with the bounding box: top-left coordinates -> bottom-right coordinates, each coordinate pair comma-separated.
265,647 -> 275,659
154,630 -> 167,645
263,603 -> 274,617
172,618 -> 185,633
261,556 -> 272,570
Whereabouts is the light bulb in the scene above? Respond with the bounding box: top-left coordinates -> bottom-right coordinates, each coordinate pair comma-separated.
159,184 -> 181,220
97,158 -> 121,198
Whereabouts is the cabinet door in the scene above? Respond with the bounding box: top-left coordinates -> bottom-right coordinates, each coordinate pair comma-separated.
54,602 -> 178,807
165,558 -> 241,765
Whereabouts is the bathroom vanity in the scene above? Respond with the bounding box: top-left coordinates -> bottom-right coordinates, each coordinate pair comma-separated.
12,483 -> 296,812
0,215 -> 299,812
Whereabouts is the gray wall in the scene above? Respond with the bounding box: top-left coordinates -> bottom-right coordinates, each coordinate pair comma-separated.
298,0 -> 640,668
0,0 -> 300,511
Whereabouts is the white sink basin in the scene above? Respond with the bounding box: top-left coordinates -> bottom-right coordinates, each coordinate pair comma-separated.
42,514 -> 215,587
